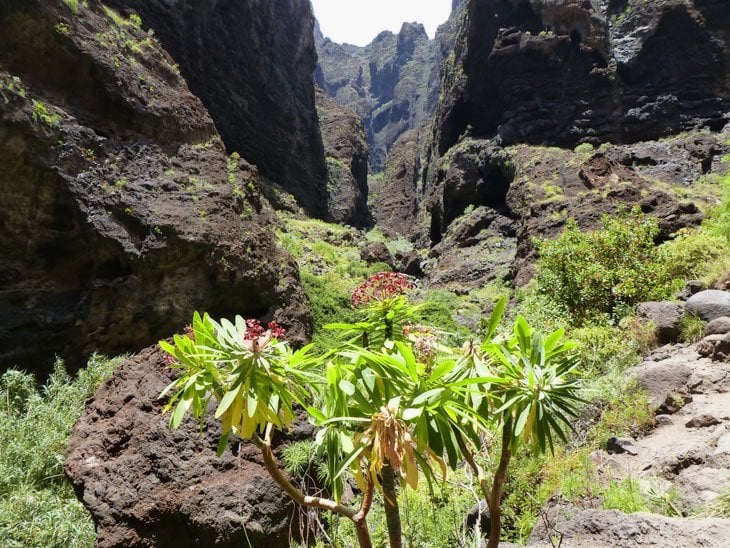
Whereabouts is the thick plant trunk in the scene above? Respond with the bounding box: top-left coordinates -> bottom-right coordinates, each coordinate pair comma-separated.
486,417 -> 513,548
382,463 -> 403,548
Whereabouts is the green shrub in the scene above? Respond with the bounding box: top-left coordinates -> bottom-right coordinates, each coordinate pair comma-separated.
535,210 -> 671,323
301,271 -> 357,352
602,478 -> 649,513
0,355 -> 123,547
659,227 -> 729,285
679,312 -> 705,344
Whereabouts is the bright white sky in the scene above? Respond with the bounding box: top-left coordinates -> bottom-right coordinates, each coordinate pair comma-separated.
311,0 -> 452,46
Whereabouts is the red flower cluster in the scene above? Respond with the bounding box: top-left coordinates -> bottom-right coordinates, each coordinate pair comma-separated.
243,319 -> 286,340
351,272 -> 416,307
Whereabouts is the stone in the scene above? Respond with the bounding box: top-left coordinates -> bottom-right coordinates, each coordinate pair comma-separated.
631,359 -> 692,412
393,250 -> 424,277
528,506 -> 730,547
706,317 -> 730,336
657,392 -> 693,415
360,242 -> 393,266
696,334 -> 730,362
65,346 -> 311,547
677,280 -> 706,301
655,415 -> 673,426
685,415 -> 722,428
686,290 -> 730,322
464,500 -> 490,538
606,437 -> 639,456
636,301 -> 685,344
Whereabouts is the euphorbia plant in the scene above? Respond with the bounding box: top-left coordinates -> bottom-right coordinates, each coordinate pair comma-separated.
159,313 -> 376,547
455,299 -> 584,548
158,274 -> 582,548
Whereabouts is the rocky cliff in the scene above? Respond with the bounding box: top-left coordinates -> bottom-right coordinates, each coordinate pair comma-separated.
376,0 -> 730,287
315,1 -> 466,172
0,0 -> 309,373
315,89 -> 370,227
426,0 -> 729,169
106,0 -> 329,216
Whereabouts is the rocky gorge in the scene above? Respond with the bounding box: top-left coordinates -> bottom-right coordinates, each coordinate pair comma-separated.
0,0 -> 729,546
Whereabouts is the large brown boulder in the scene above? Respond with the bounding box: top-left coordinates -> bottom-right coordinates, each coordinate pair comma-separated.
65,345 -> 308,547
107,0 -> 328,216
315,89 -> 370,227
0,0 -> 310,373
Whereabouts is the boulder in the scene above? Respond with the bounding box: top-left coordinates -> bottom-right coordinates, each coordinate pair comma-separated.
528,507 -> 730,547
696,333 -> 730,361
687,290 -> 730,321
606,437 -> 639,456
360,242 -> 393,267
685,414 -> 722,428
464,500 -> 490,538
706,316 -> 730,336
65,346 -> 309,547
636,301 -> 685,344
0,1 -> 309,374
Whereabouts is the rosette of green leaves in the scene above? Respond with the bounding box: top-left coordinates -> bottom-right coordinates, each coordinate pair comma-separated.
309,340 -> 491,500
326,295 -> 420,350
483,316 -> 584,454
159,312 -> 320,455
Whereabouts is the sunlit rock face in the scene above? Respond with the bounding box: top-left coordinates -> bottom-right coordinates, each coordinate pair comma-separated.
108,0 -> 329,217
0,0 -> 310,374
314,1 -> 467,172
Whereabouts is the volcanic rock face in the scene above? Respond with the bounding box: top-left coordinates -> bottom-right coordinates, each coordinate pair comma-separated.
372,130 -> 421,236
426,0 -> 729,169
315,89 -> 370,227
315,1 -> 467,172
107,0 -> 328,216
0,0 -> 309,373
65,346 -> 308,547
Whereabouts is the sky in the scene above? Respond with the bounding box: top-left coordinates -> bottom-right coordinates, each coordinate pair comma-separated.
310,0 -> 453,46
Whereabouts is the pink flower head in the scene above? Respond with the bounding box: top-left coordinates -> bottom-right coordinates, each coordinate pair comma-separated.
244,319 -> 265,340
351,272 -> 416,307
267,321 -> 286,340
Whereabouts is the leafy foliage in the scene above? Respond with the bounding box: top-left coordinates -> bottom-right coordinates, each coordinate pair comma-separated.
160,275 -> 583,547
0,355 -> 122,548
160,313 -> 318,454
535,210 -> 670,323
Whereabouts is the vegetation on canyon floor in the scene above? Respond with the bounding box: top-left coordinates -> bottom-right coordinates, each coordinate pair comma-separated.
0,175 -> 729,547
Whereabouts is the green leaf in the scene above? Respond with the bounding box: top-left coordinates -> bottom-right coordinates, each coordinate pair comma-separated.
338,379 -> 356,396
170,396 -> 192,428
411,388 -> 444,407
484,296 -> 507,340
215,385 -> 241,418
216,431 -> 231,457
403,407 -> 423,421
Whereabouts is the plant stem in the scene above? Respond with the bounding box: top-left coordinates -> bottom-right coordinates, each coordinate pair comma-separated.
254,428 -> 373,547
353,475 -> 375,548
486,416 -> 513,548
382,463 -> 403,548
